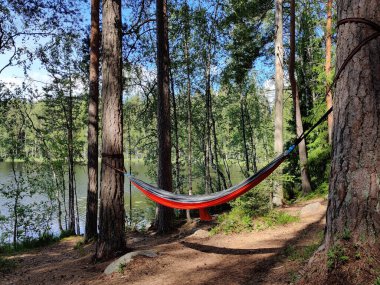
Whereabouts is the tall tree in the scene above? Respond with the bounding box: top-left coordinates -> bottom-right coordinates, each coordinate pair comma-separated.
272,0 -> 284,206
325,0 -> 333,144
325,0 -> 380,251
85,0 -> 100,242
301,1 -> 380,283
289,0 -> 312,194
96,0 -> 126,259
155,0 -> 175,233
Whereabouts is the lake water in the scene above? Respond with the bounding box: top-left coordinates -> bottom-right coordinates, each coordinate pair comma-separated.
0,161 -> 246,237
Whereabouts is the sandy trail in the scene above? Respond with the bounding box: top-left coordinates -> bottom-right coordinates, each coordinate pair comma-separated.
1,200 -> 326,285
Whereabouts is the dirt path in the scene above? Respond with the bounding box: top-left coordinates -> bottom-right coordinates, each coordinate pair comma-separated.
1,200 -> 326,285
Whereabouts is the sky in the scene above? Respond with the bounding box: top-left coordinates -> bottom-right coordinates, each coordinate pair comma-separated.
0,1 -> 276,104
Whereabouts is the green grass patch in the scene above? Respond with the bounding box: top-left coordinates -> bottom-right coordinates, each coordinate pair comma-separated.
73,238 -> 85,250
285,243 -> 320,262
254,211 -> 300,231
0,233 -> 59,254
211,209 -> 300,235
327,244 -> 349,270
0,256 -> 17,273
210,207 -> 253,235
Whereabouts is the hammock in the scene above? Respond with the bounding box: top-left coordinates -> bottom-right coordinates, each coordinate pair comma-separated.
124,107 -> 333,220
127,145 -> 296,220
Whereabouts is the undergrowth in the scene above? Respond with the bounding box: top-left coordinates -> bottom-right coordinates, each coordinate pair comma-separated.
0,233 -> 59,254
327,244 -> 349,270
211,208 -> 300,235
0,255 -> 17,273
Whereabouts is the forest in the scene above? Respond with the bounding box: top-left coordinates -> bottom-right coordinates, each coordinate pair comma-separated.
0,0 -> 379,284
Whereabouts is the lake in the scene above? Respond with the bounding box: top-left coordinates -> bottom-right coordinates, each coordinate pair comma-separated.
0,161 -> 246,237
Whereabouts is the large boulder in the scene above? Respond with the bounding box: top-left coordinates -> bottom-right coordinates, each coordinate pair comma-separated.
300,202 -> 324,218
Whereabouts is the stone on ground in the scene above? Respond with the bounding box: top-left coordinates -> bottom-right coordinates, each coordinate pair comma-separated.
104,250 -> 158,275
300,202 -> 324,218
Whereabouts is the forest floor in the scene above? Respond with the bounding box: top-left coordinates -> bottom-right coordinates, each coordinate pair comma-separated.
1,199 -> 327,285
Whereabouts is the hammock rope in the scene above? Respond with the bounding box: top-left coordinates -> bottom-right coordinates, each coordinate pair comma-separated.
102,17 -> 380,220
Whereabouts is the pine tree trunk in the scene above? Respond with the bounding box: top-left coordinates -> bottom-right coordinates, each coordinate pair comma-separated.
155,0 -> 175,233
85,0 -> 100,242
96,0 -> 126,260
184,33 -> 192,221
210,92 -> 222,191
289,0 -> 312,194
67,82 -> 76,234
240,91 -> 250,177
325,0 -> 380,246
204,56 -> 212,194
169,69 -> 180,194
325,0 -> 333,144
273,0 -> 284,206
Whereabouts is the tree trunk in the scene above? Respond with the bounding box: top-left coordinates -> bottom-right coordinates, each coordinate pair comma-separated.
204,57 -> 212,194
184,32 -> 192,221
169,68 -> 181,194
85,0 -> 100,242
246,109 -> 257,173
273,0 -> 284,206
155,0 -> 175,233
96,0 -> 126,260
325,0 -> 333,144
325,0 -> 380,246
67,80 -> 76,234
289,0 -> 312,194
240,91 -> 250,177
210,90 -> 222,191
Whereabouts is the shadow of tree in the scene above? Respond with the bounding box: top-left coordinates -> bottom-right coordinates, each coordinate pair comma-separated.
181,241 -> 281,255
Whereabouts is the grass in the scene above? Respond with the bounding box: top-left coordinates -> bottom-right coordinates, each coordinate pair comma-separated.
327,244 -> 349,270
118,262 -> 126,273
0,255 -> 17,273
210,209 -> 300,235
0,233 -> 59,254
254,211 -> 300,231
285,243 -> 320,262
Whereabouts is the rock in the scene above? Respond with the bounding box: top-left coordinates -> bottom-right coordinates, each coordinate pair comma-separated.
300,202 -> 324,217
104,250 -> 158,275
188,229 -> 209,239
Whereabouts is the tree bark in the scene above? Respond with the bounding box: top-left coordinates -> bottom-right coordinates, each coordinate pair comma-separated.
96,0 -> 126,260
67,75 -> 76,234
85,0 -> 100,242
184,26 -> 193,221
325,0 -> 333,144
325,0 -> 380,246
169,68 -> 180,194
204,56 -> 212,194
155,0 -> 175,233
289,0 -> 312,194
273,0 -> 284,206
240,91 -> 250,177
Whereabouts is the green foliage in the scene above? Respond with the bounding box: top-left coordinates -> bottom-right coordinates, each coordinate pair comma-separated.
0,233 -> 58,254
73,239 -> 85,250
285,243 -> 320,262
0,256 -> 17,273
59,230 -> 74,239
255,211 -> 300,230
211,207 -> 253,235
118,262 -> 127,274
327,244 -> 349,270
211,200 -> 299,234
342,228 -> 351,241
374,276 -> 380,285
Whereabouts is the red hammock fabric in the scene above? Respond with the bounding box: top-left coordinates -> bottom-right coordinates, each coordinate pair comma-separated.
128,151 -> 290,220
